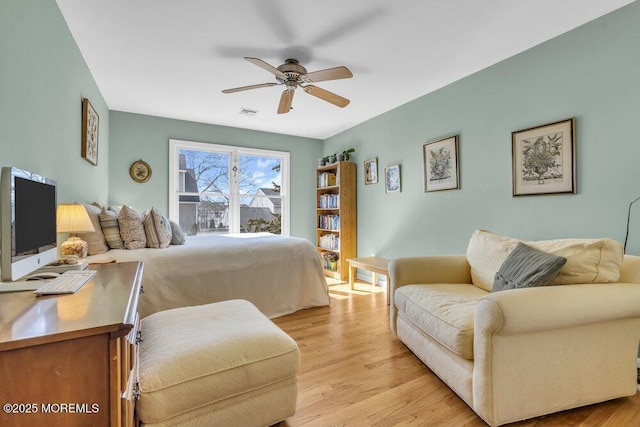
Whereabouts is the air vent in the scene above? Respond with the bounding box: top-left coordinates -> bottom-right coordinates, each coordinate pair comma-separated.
238,108 -> 258,117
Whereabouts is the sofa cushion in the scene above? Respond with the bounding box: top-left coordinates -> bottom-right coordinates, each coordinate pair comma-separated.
493,243 -> 567,292
530,238 -> 623,285
466,230 -> 519,291
394,284 -> 488,359
467,229 -> 624,291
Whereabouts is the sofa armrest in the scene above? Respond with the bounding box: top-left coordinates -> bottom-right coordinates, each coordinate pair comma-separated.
475,283 -> 640,336
473,283 -> 640,426
389,255 -> 471,288
389,255 -> 471,335
619,254 -> 640,284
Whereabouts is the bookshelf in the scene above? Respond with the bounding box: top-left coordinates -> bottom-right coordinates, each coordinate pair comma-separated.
316,161 -> 356,280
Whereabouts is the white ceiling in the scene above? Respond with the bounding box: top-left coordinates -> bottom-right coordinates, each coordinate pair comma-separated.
56,0 -> 634,140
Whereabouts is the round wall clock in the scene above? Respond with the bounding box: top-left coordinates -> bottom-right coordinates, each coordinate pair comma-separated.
130,160 -> 152,183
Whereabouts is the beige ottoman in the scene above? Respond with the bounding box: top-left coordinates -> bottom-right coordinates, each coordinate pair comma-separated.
137,299 -> 300,427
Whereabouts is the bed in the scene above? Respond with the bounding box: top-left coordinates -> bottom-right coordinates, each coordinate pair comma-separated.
87,233 -> 330,319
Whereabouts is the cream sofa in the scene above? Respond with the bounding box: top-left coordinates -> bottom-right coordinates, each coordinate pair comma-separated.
389,230 -> 640,426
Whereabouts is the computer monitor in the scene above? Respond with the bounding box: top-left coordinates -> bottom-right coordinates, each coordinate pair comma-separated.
1,166 -> 58,282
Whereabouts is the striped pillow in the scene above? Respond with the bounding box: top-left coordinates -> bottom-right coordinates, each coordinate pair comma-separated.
99,208 -> 124,249
143,207 -> 172,249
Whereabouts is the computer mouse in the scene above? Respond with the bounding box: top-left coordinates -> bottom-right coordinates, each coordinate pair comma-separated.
26,272 -> 61,281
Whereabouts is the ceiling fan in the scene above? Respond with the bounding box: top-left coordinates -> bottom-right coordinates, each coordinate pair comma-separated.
222,57 -> 353,114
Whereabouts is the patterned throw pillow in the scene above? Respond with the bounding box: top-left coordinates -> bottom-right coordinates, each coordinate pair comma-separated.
118,205 -> 147,250
77,203 -> 109,255
169,220 -> 186,245
99,207 -> 125,249
143,207 -> 172,249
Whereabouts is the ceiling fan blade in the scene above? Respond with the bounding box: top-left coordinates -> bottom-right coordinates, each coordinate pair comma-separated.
222,82 -> 279,94
252,0 -> 296,43
304,66 -> 353,83
277,89 -> 294,114
308,7 -> 386,47
244,57 -> 287,79
216,46 -> 282,59
303,85 -> 350,108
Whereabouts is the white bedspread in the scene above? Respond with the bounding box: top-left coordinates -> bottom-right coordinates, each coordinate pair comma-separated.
87,233 -> 330,318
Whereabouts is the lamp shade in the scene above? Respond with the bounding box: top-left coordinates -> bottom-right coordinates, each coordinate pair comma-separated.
56,203 -> 95,234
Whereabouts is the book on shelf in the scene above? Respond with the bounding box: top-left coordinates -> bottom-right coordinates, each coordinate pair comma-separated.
318,194 -> 340,209
319,214 -> 340,230
318,172 -> 337,187
321,252 -> 339,271
318,233 -> 340,250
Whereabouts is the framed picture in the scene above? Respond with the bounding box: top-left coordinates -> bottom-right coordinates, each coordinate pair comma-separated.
423,135 -> 459,192
385,164 -> 401,193
512,118 -> 576,196
364,157 -> 378,185
130,159 -> 152,183
81,98 -> 99,165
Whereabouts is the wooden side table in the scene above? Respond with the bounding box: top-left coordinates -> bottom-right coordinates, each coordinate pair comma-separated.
347,256 -> 391,305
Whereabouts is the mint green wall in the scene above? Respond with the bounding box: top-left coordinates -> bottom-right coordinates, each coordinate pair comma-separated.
0,0 -> 109,204
324,2 -> 640,257
108,111 -> 322,240
5,0 -> 639,255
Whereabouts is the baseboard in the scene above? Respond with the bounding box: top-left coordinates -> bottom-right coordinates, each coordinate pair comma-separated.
355,271 -> 386,286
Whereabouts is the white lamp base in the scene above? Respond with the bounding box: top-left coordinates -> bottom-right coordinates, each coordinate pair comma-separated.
60,236 -> 88,259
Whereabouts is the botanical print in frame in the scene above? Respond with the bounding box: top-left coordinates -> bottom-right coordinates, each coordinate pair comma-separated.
385,164 -> 401,193
423,135 -> 459,192
512,118 -> 576,196
364,157 -> 378,185
82,98 -> 99,165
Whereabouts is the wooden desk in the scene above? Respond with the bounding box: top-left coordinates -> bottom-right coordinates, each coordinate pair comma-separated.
347,256 -> 391,305
0,262 -> 143,427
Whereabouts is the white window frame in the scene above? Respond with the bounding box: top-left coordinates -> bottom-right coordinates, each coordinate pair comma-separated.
169,139 -> 290,235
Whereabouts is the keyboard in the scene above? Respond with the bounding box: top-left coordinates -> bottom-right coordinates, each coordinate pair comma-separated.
34,270 -> 97,296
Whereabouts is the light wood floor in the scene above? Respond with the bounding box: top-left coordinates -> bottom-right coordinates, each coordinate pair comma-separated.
272,280 -> 640,426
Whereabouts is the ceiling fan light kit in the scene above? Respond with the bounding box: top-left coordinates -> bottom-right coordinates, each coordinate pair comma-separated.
222,57 -> 353,114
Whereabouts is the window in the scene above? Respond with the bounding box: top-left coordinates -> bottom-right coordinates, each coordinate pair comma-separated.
169,139 -> 290,236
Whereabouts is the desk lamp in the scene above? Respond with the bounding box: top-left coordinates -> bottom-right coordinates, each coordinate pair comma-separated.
57,203 -> 95,258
